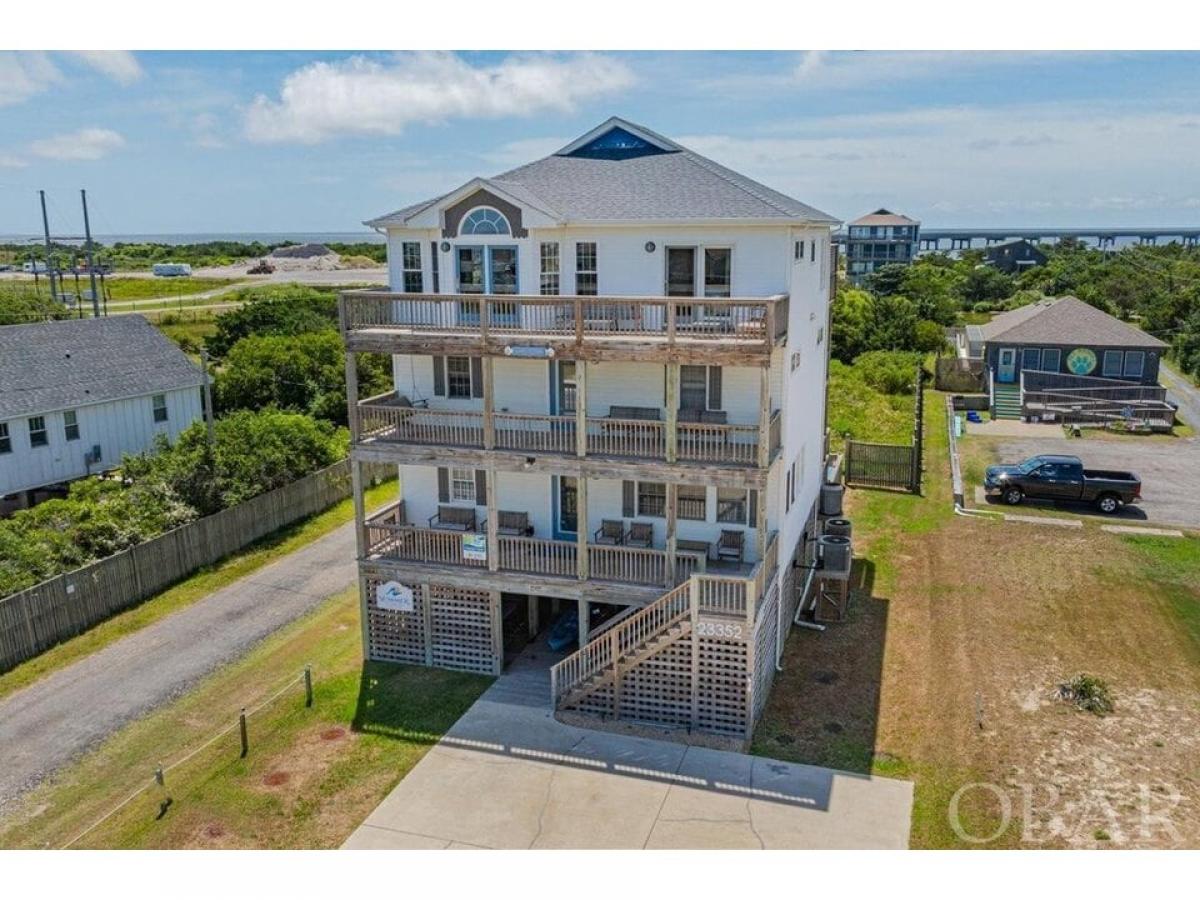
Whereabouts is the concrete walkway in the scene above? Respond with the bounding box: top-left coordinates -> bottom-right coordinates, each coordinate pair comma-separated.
0,523 -> 356,814
343,640 -> 914,849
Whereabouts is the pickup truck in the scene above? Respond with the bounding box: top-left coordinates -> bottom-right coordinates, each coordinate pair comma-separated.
983,454 -> 1141,514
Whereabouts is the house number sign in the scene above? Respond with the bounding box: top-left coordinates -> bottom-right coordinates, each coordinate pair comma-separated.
696,619 -> 744,640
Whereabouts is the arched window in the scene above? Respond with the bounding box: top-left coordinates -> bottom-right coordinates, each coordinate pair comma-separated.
460,207 -> 511,236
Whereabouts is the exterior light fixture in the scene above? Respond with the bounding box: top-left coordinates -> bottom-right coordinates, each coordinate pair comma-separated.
644,241 -> 656,253
440,241 -> 451,252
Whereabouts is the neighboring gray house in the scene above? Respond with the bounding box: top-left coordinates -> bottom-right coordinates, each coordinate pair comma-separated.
977,296 -> 1168,387
982,238 -> 1047,274
0,315 -> 204,504
844,208 -> 920,284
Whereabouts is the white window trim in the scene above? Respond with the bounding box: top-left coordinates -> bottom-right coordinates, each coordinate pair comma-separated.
400,241 -> 423,293
450,468 -> 476,503
1123,350 -> 1145,379
459,206 -> 511,237
1102,350 -> 1123,378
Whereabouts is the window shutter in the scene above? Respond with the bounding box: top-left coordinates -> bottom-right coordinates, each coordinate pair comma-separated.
622,480 -> 635,518
707,366 -> 722,410
470,357 -> 484,398
475,470 -> 487,504
748,489 -> 758,526
433,356 -> 446,396
437,467 -> 449,503
785,469 -> 792,512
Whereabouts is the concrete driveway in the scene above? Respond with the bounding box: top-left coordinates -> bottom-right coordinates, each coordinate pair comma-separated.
343,642 -> 914,850
0,524 -> 356,814
990,435 -> 1200,529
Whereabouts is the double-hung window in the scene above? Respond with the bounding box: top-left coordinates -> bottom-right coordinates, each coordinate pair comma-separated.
28,416 -> 48,448
575,242 -> 597,296
1102,350 -> 1123,378
1123,351 -> 1145,379
450,468 -> 476,503
401,242 -> 423,293
677,485 -> 707,521
540,243 -> 560,295
679,365 -> 722,411
446,357 -> 473,398
64,409 -> 80,441
717,488 -> 748,524
0,422 -> 10,454
152,394 -> 168,423
637,481 -> 666,518
1022,348 -> 1041,372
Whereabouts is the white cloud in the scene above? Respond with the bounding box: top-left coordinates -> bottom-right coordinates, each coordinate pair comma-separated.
29,127 -> 126,161
0,52 -> 62,107
70,50 -> 143,85
0,153 -> 28,168
676,99 -> 1200,224
244,51 -> 635,144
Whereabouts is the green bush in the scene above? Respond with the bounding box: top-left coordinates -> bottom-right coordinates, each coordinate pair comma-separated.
851,350 -> 923,395
205,286 -> 339,357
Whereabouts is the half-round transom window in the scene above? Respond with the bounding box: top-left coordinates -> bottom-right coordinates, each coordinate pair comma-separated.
460,207 -> 511,236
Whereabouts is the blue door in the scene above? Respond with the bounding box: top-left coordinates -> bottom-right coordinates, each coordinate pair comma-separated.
997,347 -> 1017,383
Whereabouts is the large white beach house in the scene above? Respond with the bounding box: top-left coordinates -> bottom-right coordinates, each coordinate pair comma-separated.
339,118 -> 839,744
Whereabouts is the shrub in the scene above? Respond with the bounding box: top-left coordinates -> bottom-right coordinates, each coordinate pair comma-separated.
1056,673 -> 1114,715
205,286 -> 338,357
850,350 -> 922,395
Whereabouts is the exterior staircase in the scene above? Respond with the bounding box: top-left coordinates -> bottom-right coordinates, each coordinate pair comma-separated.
993,382 -> 1023,420
551,581 -> 693,713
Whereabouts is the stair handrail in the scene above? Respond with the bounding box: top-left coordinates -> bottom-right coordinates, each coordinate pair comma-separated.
550,580 -> 692,707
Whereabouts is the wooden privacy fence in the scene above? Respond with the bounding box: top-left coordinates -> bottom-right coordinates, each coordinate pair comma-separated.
843,366 -> 925,494
0,459 -> 384,674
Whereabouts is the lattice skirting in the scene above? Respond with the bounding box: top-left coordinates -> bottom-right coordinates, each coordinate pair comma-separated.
364,577 -> 499,676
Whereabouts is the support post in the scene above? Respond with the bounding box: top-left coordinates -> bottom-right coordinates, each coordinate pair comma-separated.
610,627 -> 621,720
577,597 -> 590,650
757,364 -> 771,469
575,360 -> 587,458
304,665 -> 313,707
576,477 -> 589,580
422,583 -> 434,666
482,356 -> 495,449
485,467 -> 499,573
665,362 -> 679,463
344,345 -> 360,444
350,458 -> 367,562
39,190 -> 57,302
490,590 -> 503,675
665,482 -> 678,586
689,577 -> 700,731
239,708 -> 248,758
527,595 -> 540,641
755,474 -> 768,571
80,189 -> 100,318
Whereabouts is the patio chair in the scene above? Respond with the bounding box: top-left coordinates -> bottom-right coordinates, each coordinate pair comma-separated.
593,519 -> 626,545
716,529 -> 745,564
428,505 -> 477,532
496,510 -> 532,536
626,522 -> 653,548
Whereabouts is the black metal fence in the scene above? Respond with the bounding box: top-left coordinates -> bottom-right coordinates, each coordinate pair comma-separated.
844,366 -> 925,494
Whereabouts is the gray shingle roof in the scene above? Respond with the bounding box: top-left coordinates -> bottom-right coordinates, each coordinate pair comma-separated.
849,208 -> 919,227
0,315 -> 204,420
980,296 -> 1168,349
368,117 -> 840,227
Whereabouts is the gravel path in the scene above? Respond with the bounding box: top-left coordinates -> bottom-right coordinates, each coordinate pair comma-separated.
0,524 -> 356,815
1160,360 -> 1200,430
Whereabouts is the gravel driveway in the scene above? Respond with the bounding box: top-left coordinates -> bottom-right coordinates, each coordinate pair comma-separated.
994,436 -> 1200,528
0,524 -> 356,814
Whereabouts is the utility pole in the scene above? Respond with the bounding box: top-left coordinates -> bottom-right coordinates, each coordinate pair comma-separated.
200,348 -> 216,449
39,190 -> 57,302
81,189 -> 100,317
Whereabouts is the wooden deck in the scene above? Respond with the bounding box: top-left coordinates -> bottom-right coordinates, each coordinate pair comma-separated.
356,395 -> 781,468
340,291 -> 789,365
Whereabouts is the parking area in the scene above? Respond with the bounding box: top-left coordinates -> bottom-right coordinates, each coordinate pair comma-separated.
966,427 -> 1200,529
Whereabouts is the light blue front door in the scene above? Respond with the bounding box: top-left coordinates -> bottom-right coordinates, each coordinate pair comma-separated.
997,347 -> 1017,383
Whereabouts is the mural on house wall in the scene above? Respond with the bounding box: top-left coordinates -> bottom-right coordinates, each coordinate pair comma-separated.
1066,348 -> 1098,376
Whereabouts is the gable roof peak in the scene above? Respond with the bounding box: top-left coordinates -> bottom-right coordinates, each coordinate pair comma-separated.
555,117 -> 683,157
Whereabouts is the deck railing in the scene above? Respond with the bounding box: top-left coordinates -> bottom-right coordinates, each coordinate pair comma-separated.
356,394 -> 780,466
365,514 -> 711,587
341,291 -> 788,349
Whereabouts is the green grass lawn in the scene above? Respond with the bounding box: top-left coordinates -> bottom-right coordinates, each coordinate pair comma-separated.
100,276 -> 242,302
0,478 -> 398,705
0,586 -> 491,849
826,359 -> 916,453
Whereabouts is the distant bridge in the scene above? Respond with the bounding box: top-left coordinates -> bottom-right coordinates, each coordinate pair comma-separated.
835,226 -> 1200,250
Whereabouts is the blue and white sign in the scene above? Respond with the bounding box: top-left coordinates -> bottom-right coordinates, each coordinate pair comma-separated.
462,532 -> 487,561
376,580 -> 414,612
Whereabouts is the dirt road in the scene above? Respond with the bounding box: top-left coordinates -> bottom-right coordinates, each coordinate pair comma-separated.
0,524 -> 357,814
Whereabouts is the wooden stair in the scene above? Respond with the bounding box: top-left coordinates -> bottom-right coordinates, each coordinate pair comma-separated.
557,618 -> 692,709
993,382 -> 1022,420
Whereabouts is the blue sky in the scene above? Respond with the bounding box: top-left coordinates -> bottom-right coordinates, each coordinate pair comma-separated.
2,50 -> 1199,236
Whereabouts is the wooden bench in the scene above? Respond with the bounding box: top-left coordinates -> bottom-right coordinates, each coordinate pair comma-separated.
428,505 -> 477,532
609,405 -> 661,422
497,510 -> 532,536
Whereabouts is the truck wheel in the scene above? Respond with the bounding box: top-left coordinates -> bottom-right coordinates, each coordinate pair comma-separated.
1096,494 -> 1121,515
1002,486 -> 1023,506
